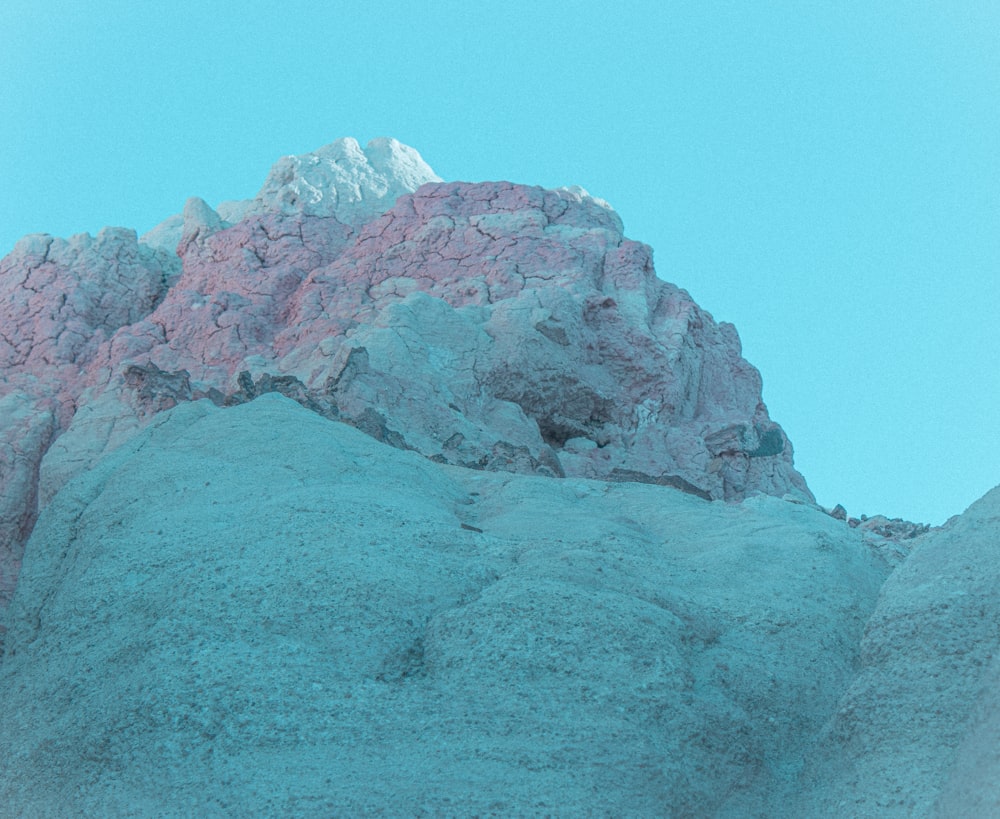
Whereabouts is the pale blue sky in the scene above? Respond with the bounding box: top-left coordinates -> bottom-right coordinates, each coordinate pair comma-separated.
2,1 -> 997,524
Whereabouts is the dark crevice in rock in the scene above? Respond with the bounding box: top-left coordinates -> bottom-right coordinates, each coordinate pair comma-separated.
122,364 -> 193,416
705,423 -> 785,460
535,413 -> 608,450
607,468 -> 713,501
537,416 -> 583,449
224,371 -> 340,421
748,427 -> 785,458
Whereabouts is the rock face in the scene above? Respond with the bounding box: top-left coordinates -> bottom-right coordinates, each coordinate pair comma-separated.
793,484 -> 1000,816
1,136 -> 997,815
0,395 -> 885,816
3,395 -> 995,815
0,137 -> 810,612
0,228 -> 179,611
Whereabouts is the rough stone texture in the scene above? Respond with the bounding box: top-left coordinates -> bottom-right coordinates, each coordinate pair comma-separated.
0,392 -> 57,611
0,228 -> 177,384
0,395 -> 886,817
0,136 -> 996,815
80,180 -> 812,503
141,136 -> 441,252
0,137 -> 813,618
245,135 -> 442,222
856,514 -> 931,541
792,485 -> 1000,816
0,228 -> 177,612
0,139 -> 439,610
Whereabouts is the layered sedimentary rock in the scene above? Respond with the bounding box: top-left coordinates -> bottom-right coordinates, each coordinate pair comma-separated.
0,137 -> 810,612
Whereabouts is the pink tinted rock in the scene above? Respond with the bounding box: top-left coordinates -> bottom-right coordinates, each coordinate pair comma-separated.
0,229 -> 176,380
0,228 -> 177,613
0,392 -> 56,610
260,181 -> 809,500
79,178 -> 809,503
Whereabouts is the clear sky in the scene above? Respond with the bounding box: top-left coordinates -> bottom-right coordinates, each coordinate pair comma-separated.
2,1 -> 997,524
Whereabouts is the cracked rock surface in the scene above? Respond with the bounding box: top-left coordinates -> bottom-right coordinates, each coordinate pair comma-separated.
0,229 -> 177,610
0,137 -> 809,613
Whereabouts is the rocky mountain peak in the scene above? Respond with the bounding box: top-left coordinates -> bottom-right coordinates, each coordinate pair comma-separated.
246,136 -> 442,223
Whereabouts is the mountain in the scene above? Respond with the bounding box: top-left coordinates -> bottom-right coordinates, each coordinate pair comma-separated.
0,138 -> 996,815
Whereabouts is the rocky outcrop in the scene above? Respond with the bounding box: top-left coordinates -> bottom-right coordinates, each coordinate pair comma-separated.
1,136 -> 997,816
139,136 -> 442,252
793,485 -> 1000,816
244,135 -> 442,222
0,228 -> 177,384
0,228 -> 178,609
0,137 -> 811,614
82,181 -> 811,501
0,395 -> 883,816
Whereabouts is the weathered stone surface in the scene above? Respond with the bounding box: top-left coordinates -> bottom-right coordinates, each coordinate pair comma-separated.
0,228 -> 176,382
0,139 -> 440,609
0,136 -> 996,816
0,392 -> 57,612
0,395 -> 885,816
1,137 -> 813,612
245,135 -> 442,222
792,485 -> 1000,816
857,513 -> 931,541
0,227 -> 180,590
82,178 -> 811,506
140,137 -> 441,253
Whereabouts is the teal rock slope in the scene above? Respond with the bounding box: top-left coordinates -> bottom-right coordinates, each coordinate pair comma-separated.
1,395 -> 881,816
792,484 -> 1000,816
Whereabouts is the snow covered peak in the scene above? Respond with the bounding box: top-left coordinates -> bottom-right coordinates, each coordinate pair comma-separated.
245,136 -> 442,224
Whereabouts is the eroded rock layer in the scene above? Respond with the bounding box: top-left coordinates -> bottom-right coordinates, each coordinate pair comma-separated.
1,137 -> 998,817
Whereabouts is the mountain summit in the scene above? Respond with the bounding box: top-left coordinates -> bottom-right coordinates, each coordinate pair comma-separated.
240,136 -> 443,222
